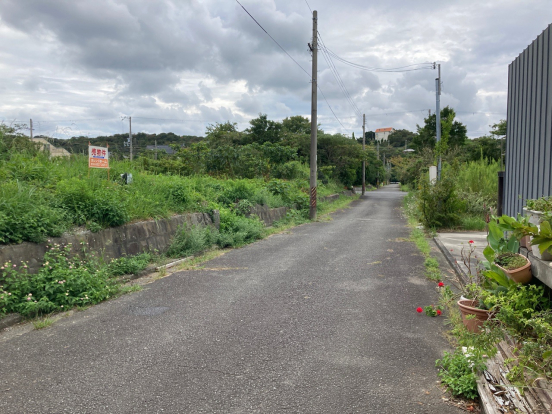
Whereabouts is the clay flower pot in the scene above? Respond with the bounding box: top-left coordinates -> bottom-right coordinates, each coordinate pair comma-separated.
495,253 -> 532,284
457,299 -> 494,333
519,235 -> 531,248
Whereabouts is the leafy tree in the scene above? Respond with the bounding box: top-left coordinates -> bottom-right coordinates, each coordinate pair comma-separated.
0,124 -> 40,161
412,106 -> 467,150
282,115 -> 311,135
489,119 -> 507,137
388,129 -> 416,148
465,136 -> 502,162
246,113 -> 282,144
205,121 -> 243,147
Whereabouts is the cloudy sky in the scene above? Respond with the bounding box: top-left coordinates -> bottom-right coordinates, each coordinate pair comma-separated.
0,0 -> 550,140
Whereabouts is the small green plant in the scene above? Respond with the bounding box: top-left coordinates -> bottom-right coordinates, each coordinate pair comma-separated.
107,253 -> 152,276
495,253 -> 527,270
32,317 -> 54,330
436,350 -> 485,400
526,196 -> 552,212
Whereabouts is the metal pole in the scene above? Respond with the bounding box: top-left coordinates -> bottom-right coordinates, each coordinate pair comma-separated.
436,64 -> 441,180
376,140 -> 380,188
129,116 -> 133,162
362,114 -> 366,195
309,10 -> 318,220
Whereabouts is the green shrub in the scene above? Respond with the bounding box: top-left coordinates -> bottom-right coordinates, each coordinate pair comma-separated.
0,181 -> 68,244
417,168 -> 462,229
218,181 -> 255,206
217,209 -> 265,247
436,350 -> 484,400
166,225 -> 218,258
0,243 -> 118,316
107,253 -> 153,276
273,161 -> 309,180
55,178 -> 129,228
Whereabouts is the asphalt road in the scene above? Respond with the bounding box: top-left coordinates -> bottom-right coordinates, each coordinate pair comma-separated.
0,184 -> 461,414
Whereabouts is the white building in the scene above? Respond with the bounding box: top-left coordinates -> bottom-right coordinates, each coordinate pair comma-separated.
375,127 -> 394,142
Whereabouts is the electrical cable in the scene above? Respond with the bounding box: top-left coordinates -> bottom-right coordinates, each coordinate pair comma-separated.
235,0 -> 311,78
317,31 -> 362,119
322,46 -> 433,73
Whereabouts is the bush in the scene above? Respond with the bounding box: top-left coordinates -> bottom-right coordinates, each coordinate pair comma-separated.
0,242 -> 119,316
417,168 -> 462,229
55,178 -> 129,228
166,225 -> 218,258
0,181 -> 69,244
436,350 -> 484,400
107,253 -> 153,276
218,210 -> 264,247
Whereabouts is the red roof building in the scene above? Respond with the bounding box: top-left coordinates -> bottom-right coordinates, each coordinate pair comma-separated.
375,128 -> 394,142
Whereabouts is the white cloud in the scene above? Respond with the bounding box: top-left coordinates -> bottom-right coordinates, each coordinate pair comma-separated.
0,0 -> 550,138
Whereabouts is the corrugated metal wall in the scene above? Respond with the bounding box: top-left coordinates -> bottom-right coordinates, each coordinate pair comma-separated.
505,24 -> 552,217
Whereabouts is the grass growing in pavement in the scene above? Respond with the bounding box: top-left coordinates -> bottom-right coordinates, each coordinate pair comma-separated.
404,192 -> 444,282
32,317 -> 54,330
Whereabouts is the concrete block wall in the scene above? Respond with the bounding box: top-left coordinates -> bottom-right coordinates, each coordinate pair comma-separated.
0,211 -> 219,275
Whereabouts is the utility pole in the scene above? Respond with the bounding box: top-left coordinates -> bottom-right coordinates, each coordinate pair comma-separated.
376,140 -> 380,188
129,116 -> 133,161
155,140 -> 158,160
30,119 -> 33,140
309,10 -> 318,220
435,63 -> 441,180
362,114 -> 366,195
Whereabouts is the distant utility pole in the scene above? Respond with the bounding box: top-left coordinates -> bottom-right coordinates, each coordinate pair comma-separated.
30,119 -> 33,139
129,116 -> 133,162
435,63 -> 441,180
309,10 -> 318,220
362,114 -> 366,195
376,140 -> 380,188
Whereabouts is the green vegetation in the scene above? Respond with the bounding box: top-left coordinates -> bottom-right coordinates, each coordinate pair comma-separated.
32,317 -> 55,330
436,350 -> 484,399
0,120 -> 367,245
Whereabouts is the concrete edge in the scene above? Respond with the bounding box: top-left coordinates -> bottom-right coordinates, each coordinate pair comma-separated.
432,236 -> 470,286
0,313 -> 23,331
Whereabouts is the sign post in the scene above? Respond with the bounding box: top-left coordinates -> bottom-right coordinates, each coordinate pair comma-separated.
88,143 -> 110,179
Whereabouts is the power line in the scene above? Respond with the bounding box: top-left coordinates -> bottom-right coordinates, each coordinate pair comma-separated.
317,31 -> 362,118
322,46 -> 433,73
235,0 -> 310,78
304,0 -> 313,14
317,86 -> 347,130
236,1 -> 348,131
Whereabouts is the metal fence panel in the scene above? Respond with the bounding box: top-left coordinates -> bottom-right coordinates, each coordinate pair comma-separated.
505,24 -> 552,217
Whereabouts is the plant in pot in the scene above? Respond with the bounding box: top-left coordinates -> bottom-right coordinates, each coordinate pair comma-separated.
524,196 -> 552,226
485,219 -> 532,283
528,215 -> 552,261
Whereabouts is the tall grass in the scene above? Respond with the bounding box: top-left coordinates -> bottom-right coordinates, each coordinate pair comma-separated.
0,147 -> 344,244
455,159 -> 500,201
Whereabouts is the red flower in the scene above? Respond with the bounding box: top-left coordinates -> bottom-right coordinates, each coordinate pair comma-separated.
468,240 -> 474,244
437,310 -> 442,316
438,282 -> 445,287
416,307 -> 423,313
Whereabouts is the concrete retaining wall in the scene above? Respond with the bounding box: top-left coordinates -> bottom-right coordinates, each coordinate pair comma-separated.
0,211 -> 219,275
246,205 -> 288,227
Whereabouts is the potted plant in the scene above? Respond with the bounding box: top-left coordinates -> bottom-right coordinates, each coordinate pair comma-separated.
494,252 -> 532,284
529,218 -> 552,261
524,196 -> 552,226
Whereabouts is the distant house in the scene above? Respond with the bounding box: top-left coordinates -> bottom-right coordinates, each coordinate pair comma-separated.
375,128 -> 394,142
146,145 -> 176,155
31,138 -> 70,158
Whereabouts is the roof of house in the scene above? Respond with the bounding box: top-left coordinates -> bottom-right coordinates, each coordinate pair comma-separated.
146,145 -> 175,154
375,128 -> 394,133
